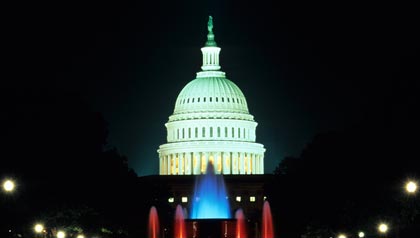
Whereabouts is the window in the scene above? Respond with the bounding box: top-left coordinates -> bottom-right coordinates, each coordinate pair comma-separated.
217,127 -> 220,137
182,197 -> 188,203
202,127 -> 206,137
210,127 -> 213,137
168,197 -> 174,203
236,196 -> 241,202
195,127 -> 198,138
250,196 -> 256,202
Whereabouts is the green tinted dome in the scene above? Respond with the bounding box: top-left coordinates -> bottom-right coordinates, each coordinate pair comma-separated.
173,76 -> 249,115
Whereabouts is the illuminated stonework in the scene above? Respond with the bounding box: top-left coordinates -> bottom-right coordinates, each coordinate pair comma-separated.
157,16 -> 266,175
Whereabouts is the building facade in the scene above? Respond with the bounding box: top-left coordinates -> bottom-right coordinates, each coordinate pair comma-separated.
158,16 -> 266,175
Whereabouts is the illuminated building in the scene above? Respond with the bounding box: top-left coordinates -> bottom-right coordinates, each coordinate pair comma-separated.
158,16 -> 266,175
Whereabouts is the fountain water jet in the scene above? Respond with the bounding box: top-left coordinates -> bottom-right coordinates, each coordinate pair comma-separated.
183,162 -> 236,238
261,201 -> 274,238
174,204 -> 187,238
190,162 -> 231,219
148,206 -> 160,238
235,209 -> 247,238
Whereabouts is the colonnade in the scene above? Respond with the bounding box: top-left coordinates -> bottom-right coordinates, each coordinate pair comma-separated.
159,151 -> 264,175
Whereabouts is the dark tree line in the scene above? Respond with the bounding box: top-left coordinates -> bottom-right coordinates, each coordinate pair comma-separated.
0,87 -> 143,238
267,80 -> 420,238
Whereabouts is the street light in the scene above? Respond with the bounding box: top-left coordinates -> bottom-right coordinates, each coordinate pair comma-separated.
378,223 -> 389,234
2,179 -> 15,193
358,231 -> 365,238
34,224 -> 44,233
76,235 -> 85,238
57,230 -> 66,238
405,181 -> 417,194
337,234 -> 347,238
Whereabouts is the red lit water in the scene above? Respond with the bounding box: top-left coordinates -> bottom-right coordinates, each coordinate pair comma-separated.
262,201 -> 274,238
148,206 -> 160,238
235,209 -> 247,238
174,204 -> 187,238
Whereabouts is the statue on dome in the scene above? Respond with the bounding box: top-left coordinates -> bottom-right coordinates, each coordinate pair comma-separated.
208,15 -> 213,33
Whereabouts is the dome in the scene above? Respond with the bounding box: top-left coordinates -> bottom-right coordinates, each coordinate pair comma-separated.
157,16 -> 265,176
173,73 -> 249,115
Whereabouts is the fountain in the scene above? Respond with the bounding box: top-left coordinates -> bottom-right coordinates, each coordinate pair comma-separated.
235,209 -> 247,238
184,162 -> 235,238
174,204 -> 187,238
147,163 -> 275,238
261,201 -> 274,238
190,162 -> 231,219
148,206 -> 160,238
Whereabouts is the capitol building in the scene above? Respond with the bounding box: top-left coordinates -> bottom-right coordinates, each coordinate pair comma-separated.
157,16 -> 266,175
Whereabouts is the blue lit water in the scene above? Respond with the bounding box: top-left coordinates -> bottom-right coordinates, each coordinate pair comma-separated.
190,162 -> 231,219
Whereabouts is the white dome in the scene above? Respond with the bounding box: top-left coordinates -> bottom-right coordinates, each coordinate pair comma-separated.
157,16 -> 265,176
174,75 -> 249,115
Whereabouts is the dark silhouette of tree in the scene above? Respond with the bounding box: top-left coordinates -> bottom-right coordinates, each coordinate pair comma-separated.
269,80 -> 420,238
0,86 -> 141,238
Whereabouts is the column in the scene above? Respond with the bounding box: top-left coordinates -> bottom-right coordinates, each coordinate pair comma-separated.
232,152 -> 238,174
179,153 -> 184,175
215,152 -> 221,174
186,152 -> 192,175
159,156 -> 162,175
252,154 -> 256,174
222,152 -> 229,175
193,152 -> 199,175
239,152 -> 245,174
259,154 -> 264,174
256,155 -> 261,174
202,152 -> 209,173
170,154 -> 174,175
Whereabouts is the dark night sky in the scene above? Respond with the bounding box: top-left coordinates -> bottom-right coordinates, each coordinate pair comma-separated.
4,1 -> 419,176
